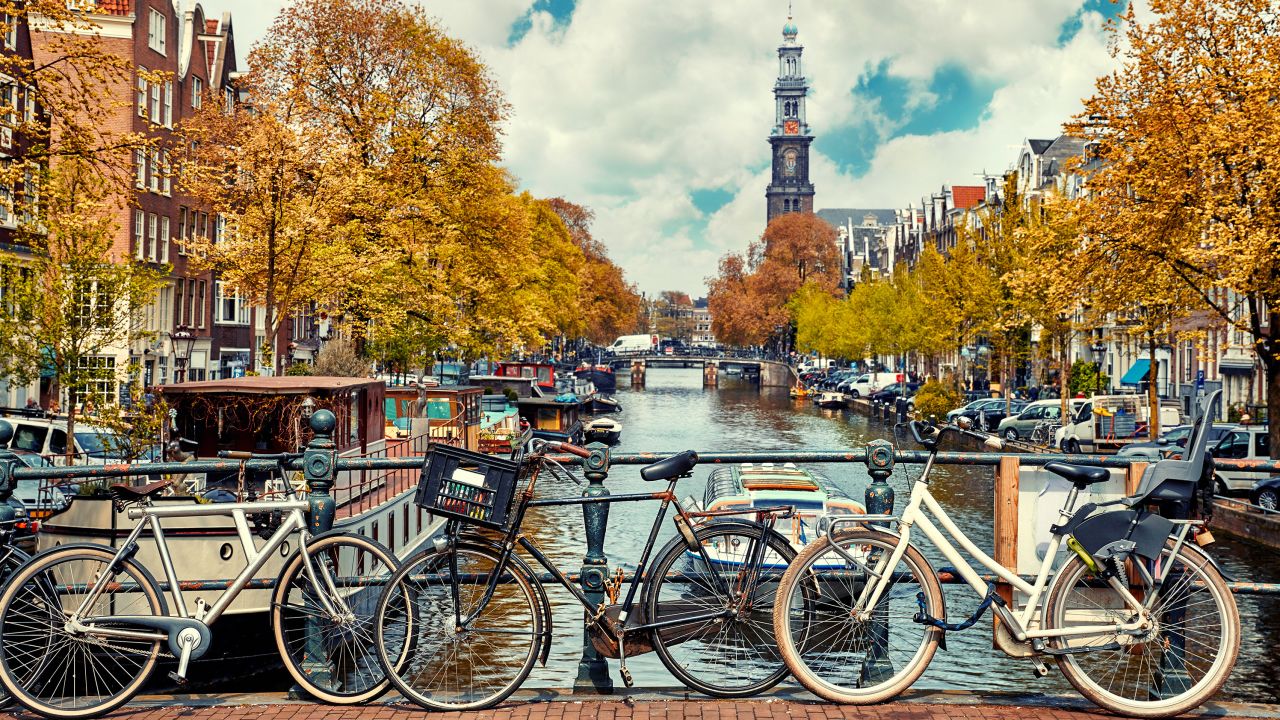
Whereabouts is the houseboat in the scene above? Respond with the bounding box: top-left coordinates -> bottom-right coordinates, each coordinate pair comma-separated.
468,373 -> 586,444
385,384 -> 482,450
36,377 -> 440,684
494,360 -> 557,392
478,393 -> 527,456
695,463 -> 865,568
574,363 -> 617,393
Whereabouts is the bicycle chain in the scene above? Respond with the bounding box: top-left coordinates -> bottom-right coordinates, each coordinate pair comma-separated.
72,631 -> 174,660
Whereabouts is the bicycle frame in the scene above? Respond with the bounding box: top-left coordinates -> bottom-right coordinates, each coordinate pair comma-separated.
67,498 -> 339,642
449,459 -> 787,640
838,453 -> 1197,645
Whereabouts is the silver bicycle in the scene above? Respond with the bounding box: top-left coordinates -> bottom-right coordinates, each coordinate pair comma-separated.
0,455 -> 406,719
774,391 -> 1239,718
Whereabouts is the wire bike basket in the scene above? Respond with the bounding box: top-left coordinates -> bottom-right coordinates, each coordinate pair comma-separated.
415,443 -> 527,531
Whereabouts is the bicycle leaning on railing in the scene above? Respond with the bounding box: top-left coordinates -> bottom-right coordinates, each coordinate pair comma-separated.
372,439 -> 797,711
0,516 -> 33,711
772,389 -> 1239,718
0,452 -> 403,720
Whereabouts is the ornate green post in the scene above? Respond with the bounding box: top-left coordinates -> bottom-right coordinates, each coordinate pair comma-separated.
862,439 -> 896,684
575,441 -> 613,693
292,409 -> 337,697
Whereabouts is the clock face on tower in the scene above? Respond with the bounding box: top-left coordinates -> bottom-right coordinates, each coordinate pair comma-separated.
784,120 -> 799,135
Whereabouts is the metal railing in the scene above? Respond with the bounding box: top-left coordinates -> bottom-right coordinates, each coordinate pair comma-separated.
2,421 -> 1279,694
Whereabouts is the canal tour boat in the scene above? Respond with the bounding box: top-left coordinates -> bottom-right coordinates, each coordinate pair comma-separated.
35,377 -> 441,684
693,463 -> 865,568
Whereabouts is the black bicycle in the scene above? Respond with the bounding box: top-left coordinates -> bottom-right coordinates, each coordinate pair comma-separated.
373,440 -> 797,710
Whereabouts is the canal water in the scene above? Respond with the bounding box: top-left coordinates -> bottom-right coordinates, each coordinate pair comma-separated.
522,367 -> 1280,702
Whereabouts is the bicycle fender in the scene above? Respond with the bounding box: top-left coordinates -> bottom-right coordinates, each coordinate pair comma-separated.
450,535 -> 554,667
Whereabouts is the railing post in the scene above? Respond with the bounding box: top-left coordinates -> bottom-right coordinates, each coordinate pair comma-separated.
575,441 -> 613,693
292,408 -> 337,698
862,439 -> 896,684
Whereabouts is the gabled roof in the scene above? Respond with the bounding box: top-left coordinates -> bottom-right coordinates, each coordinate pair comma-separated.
950,186 -> 986,210
815,208 -> 897,230
1027,139 -> 1054,154
94,0 -> 132,16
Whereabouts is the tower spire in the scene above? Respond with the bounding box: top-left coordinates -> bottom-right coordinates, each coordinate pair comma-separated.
765,5 -> 813,223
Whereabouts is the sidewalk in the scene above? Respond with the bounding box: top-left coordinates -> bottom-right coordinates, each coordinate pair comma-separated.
5,689 -> 1276,720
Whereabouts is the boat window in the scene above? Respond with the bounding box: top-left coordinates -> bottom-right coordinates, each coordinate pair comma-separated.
385,398 -> 397,421
426,399 -> 451,420
538,367 -> 552,384
536,408 -> 559,429
349,393 -> 361,446
521,367 -> 536,379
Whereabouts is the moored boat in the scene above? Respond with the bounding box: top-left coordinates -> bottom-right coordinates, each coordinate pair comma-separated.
586,394 -> 623,413
574,363 -> 617,393
695,463 -> 865,567
814,391 -> 849,409
583,417 -> 622,445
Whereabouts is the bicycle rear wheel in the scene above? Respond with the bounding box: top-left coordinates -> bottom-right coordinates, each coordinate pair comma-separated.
272,533 -> 402,704
375,541 -> 541,711
1044,541 -> 1239,717
0,544 -> 30,711
645,519 -> 795,697
0,545 -> 165,719
773,528 -> 942,704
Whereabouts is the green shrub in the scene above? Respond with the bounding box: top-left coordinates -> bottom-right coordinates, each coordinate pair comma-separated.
912,380 -> 962,422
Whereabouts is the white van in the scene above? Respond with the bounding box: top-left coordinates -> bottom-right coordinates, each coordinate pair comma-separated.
844,373 -> 902,398
1055,395 -> 1183,454
607,334 -> 659,356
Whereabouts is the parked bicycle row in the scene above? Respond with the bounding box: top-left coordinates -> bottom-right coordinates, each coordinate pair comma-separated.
0,392 -> 1241,719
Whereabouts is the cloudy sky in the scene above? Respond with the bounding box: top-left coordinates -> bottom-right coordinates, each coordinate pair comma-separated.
214,0 -> 1122,297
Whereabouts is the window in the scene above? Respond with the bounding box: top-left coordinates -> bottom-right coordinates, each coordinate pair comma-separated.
177,206 -> 187,253
174,278 -> 186,326
136,68 -> 147,117
214,281 -> 249,325
147,212 -> 157,261
149,149 -> 160,193
160,215 -> 170,263
133,210 -> 144,259
147,8 -> 166,55
213,214 -> 224,243
191,76 -> 202,108
150,80 -> 161,123
0,79 -> 14,148
134,148 -> 146,188
3,14 -> 15,50
77,355 -> 117,406
197,210 -> 208,239
158,149 -> 170,194
196,279 -> 206,328
163,81 -> 172,126
0,184 -> 13,229
18,165 -> 36,226
224,87 -> 234,114
21,86 -> 34,124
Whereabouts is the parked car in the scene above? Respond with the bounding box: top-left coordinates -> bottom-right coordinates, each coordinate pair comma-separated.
1249,477 -> 1280,511
1212,424 -> 1271,495
4,497 -> 35,552
996,399 -> 1085,440
1116,423 -> 1237,460
820,370 -> 858,390
954,398 -> 1026,431
0,415 -> 131,465
867,382 -> 920,404
2,448 -> 74,516
842,373 -> 903,398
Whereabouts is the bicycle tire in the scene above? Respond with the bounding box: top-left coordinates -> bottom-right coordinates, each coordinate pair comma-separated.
645,519 -> 795,697
0,545 -> 165,719
0,544 -> 31,711
773,528 -> 942,704
374,541 -> 541,711
271,533 -> 403,704
1044,541 -> 1239,718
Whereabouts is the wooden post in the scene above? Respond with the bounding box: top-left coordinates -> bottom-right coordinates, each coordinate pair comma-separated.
992,456 -> 1020,650
703,360 -> 718,388
1126,461 -> 1147,495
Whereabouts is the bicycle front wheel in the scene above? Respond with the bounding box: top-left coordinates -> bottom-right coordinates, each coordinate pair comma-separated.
1044,541 -> 1239,718
0,545 -> 165,719
272,533 -> 402,704
773,528 -> 942,704
645,520 -> 795,697
375,541 -> 541,711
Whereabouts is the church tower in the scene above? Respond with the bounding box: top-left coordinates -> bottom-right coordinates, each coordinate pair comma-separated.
765,14 -> 814,224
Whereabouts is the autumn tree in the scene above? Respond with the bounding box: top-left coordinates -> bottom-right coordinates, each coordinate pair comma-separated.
652,290 -> 694,342
0,160 -> 166,459
546,198 -> 643,345
1072,0 -> 1280,447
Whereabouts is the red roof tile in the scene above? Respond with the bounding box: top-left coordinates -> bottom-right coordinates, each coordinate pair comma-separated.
951,185 -> 986,210
93,0 -> 132,16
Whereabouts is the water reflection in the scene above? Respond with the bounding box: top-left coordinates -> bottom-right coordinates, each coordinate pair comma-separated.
521,368 -> 1279,702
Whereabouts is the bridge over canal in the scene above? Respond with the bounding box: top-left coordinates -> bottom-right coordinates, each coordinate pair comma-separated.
606,355 -> 796,388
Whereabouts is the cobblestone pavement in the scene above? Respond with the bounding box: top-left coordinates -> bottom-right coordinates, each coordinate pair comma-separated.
2,690 -> 1276,720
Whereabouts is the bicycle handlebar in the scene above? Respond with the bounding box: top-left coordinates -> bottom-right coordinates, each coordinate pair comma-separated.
546,441 -> 592,459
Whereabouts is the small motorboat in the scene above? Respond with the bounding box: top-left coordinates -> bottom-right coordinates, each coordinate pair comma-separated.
584,417 -> 622,445
814,391 -> 849,409
587,394 -> 623,413
789,384 -> 811,399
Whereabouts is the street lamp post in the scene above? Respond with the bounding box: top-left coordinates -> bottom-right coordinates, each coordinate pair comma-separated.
1090,342 -> 1106,397
171,327 -> 196,383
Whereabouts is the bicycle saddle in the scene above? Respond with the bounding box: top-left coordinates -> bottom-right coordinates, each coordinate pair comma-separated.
109,479 -> 173,502
640,450 -> 698,482
1043,461 -> 1110,489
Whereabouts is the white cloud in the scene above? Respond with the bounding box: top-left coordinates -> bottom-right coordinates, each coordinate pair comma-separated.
219,0 -> 1119,297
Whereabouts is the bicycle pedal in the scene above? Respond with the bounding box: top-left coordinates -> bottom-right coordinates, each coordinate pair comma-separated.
167,672 -> 189,687
619,667 -> 634,688
1030,659 -> 1050,678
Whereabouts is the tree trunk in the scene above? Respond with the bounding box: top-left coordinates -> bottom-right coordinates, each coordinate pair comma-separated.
1059,336 -> 1070,420
65,385 -> 77,465
1148,338 -> 1159,441
1266,354 -> 1280,461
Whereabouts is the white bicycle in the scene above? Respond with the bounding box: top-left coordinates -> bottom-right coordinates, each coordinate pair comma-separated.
773,391 -> 1238,718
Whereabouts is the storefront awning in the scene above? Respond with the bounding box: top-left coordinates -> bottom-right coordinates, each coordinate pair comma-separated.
1120,359 -> 1150,386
